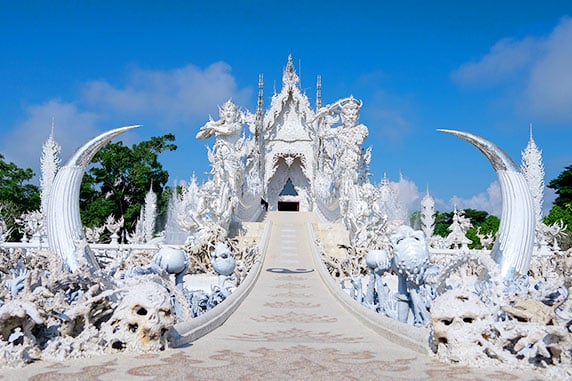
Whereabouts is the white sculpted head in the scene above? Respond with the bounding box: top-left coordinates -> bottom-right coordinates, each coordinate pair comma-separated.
219,100 -> 240,125
107,281 -> 174,351
365,249 -> 391,276
340,97 -> 362,127
211,242 -> 236,276
431,289 -> 490,362
390,225 -> 430,284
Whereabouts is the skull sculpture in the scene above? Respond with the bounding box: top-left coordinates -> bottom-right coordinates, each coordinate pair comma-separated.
106,281 -> 174,351
431,289 -> 490,362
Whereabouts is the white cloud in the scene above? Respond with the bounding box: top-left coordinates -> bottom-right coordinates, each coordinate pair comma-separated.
448,181 -> 502,217
451,16 -> 572,123
0,100 -> 99,178
81,62 -> 253,128
390,174 -> 421,214
525,18 -> 572,121
451,37 -> 540,86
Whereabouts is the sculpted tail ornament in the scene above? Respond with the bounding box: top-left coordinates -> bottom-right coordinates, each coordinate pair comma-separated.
438,129 -> 535,278
47,125 -> 140,272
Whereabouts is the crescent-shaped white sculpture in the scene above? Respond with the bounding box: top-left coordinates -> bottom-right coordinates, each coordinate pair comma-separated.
47,125 -> 140,272
438,129 -> 535,278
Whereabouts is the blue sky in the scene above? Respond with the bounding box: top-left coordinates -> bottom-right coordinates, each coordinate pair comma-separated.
1,1 -> 571,216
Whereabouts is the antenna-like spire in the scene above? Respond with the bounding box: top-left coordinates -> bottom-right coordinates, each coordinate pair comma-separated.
529,123 -> 534,140
256,74 -> 264,126
316,75 -> 322,110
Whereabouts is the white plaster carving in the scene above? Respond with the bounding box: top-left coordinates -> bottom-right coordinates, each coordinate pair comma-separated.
46,125 -> 140,273
439,129 -> 535,279
420,189 -> 435,241
40,124 -> 61,217
105,280 -> 174,351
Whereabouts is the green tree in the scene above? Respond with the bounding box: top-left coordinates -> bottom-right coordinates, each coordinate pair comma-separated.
548,164 -> 572,208
545,165 -> 572,250
0,154 -> 40,240
433,211 -> 453,237
80,134 -> 177,240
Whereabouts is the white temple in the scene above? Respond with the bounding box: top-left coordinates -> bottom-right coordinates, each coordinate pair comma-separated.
197,55 -> 372,229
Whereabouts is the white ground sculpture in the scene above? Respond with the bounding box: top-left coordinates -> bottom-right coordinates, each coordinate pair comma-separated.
439,129 -> 536,279
47,125 -> 140,273
320,127 -> 570,375
429,130 -> 571,375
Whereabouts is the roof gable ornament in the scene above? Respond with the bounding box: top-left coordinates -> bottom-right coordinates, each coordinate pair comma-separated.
282,54 -> 300,91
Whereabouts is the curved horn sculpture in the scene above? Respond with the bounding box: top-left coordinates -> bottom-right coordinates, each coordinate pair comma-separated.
438,129 -> 535,279
47,125 -> 140,272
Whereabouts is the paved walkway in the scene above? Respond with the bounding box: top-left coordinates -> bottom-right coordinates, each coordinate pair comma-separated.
0,212 -> 540,380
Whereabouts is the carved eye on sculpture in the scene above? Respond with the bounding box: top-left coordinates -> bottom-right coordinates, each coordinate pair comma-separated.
441,318 -> 453,326
132,305 -> 148,316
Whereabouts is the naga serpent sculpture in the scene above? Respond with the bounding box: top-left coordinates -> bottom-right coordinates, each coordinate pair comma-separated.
47,125 -> 140,272
438,129 -> 535,279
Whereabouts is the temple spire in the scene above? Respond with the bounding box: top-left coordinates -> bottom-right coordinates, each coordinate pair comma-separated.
316,75 -> 322,110
521,123 -> 544,226
282,54 -> 300,91
529,123 -> 534,141
256,74 -> 264,126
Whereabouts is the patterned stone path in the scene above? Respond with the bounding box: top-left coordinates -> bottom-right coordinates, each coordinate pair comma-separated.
0,212 -> 542,380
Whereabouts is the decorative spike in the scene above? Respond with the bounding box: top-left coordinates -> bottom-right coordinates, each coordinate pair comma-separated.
316,75 -> 322,110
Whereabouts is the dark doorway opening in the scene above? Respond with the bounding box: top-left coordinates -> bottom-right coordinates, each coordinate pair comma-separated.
278,201 -> 299,211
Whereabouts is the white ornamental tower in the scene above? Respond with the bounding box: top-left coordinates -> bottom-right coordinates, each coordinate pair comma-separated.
521,125 -> 544,227
40,122 -> 62,215
420,188 -> 435,240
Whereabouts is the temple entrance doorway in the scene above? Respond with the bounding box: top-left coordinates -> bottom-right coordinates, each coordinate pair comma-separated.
278,201 -> 299,211
266,157 -> 311,211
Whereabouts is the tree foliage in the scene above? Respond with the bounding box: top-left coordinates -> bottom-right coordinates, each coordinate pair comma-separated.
544,164 -> 572,249
548,164 -> 572,209
80,134 -> 177,239
0,154 -> 40,239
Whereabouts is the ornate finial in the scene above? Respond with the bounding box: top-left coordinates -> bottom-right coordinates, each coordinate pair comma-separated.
316,75 -> 322,110
282,55 -> 299,90
526,123 -> 538,150
381,172 -> 389,186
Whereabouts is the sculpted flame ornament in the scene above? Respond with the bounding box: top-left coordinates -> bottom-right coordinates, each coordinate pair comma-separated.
438,129 -> 535,278
46,125 -> 140,272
